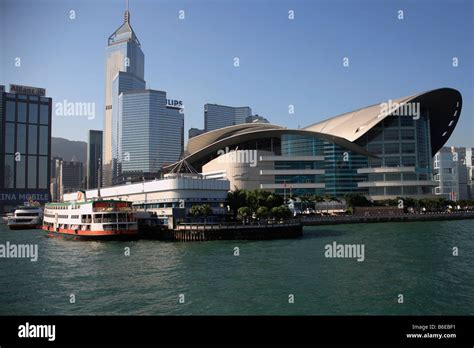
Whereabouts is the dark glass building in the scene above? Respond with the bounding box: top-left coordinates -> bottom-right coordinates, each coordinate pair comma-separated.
0,84 -> 52,213
87,130 -> 103,189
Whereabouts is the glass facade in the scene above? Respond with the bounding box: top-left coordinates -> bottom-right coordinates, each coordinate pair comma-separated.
355,111 -> 434,197
116,90 -> 184,183
0,86 -> 51,213
204,104 -> 252,132
87,130 -> 103,189
273,134 -> 368,197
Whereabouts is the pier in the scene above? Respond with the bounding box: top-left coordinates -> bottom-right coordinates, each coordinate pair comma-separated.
149,220 -> 303,241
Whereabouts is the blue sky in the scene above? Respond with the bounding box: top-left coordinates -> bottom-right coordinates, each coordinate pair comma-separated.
1,0 -> 473,146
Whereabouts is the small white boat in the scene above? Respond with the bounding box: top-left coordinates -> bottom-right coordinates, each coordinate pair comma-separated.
1,213 -> 13,224
7,204 -> 43,230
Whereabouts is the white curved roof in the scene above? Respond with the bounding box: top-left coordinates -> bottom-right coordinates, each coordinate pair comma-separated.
304,88 -> 462,154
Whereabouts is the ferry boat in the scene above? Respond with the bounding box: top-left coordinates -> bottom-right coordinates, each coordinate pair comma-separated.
42,192 -> 138,240
7,205 -> 43,230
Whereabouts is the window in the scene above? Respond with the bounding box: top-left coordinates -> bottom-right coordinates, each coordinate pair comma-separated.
27,156 -> 37,188
38,156 -> 48,189
368,174 -> 384,181
400,118 -> 414,127
401,129 -> 415,140
384,143 -> 400,155
17,124 -> 26,154
39,126 -> 48,155
4,155 -> 14,188
401,143 -> 415,154
18,102 -> 27,122
385,173 -> 401,181
28,125 -> 38,154
403,173 -> 417,181
384,117 -> 399,128
369,157 -> 382,167
6,101 -> 15,121
402,156 -> 416,166
384,157 -> 400,167
5,123 -> 15,153
16,158 -> 26,188
367,129 -> 383,142
369,187 -> 384,196
40,104 -> 49,125
29,103 -> 38,123
384,129 -> 399,141
368,143 -> 383,154
403,186 -> 418,195
386,187 -> 401,195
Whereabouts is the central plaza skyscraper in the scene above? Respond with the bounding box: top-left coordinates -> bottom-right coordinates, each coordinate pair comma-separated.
103,8 -> 145,186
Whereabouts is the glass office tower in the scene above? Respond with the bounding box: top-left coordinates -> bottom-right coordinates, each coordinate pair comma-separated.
0,84 -> 52,213
87,130 -> 103,189
103,9 -> 145,187
114,89 -> 184,184
204,104 -> 252,132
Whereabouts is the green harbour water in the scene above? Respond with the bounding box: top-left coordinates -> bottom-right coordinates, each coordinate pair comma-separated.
0,220 -> 473,315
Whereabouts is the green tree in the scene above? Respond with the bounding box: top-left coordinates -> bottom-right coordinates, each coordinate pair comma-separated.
271,205 -> 292,220
227,189 -> 247,217
266,193 -> 284,209
237,206 -> 252,223
256,206 -> 269,219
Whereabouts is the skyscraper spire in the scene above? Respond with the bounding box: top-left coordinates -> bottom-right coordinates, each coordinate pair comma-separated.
124,0 -> 130,23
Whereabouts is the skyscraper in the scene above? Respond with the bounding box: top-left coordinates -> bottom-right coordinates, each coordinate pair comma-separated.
114,89 -> 184,184
59,160 -> 83,201
0,84 -> 52,213
204,104 -> 252,132
87,130 -> 103,189
103,6 -> 144,187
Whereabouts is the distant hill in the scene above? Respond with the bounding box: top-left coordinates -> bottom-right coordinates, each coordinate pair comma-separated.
51,137 -> 87,164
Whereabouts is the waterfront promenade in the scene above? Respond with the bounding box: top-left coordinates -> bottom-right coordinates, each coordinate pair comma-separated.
301,211 -> 474,226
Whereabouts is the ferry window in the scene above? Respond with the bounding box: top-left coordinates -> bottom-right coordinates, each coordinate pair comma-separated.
40,104 -> 49,125
18,102 -> 27,123
27,156 -> 37,188
39,126 -> 48,155
29,103 -> 38,123
28,125 -> 38,154
6,101 -> 16,121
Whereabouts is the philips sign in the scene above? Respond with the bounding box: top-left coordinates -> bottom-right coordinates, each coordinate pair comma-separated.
166,99 -> 183,109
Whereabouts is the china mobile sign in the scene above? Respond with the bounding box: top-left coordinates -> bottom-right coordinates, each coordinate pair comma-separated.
0,191 -> 50,202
